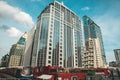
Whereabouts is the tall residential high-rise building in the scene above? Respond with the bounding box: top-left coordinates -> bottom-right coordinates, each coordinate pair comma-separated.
8,32 -> 27,67
114,49 -> 120,67
82,16 -> 106,68
28,1 -> 83,68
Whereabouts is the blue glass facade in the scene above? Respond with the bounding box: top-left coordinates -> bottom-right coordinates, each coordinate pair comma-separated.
52,19 -> 60,66
83,15 -> 107,65
32,1 -> 83,68
18,37 -> 26,45
37,17 -> 49,66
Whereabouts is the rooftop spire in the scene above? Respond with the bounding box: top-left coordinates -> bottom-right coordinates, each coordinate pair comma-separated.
61,1 -> 64,5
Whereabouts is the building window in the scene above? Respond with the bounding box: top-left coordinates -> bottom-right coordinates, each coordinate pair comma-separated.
60,50 -> 62,52
60,46 -> 62,48
49,52 -> 51,54
76,60 -> 77,62
60,54 -> 62,56
60,62 -> 62,64
48,60 -> 51,63
50,28 -> 52,30
51,21 -> 53,23
50,32 -> 52,34
55,11 -> 60,17
60,58 -> 62,60
49,43 -> 52,46
50,39 -> 52,42
49,47 -> 52,50
48,56 -> 51,59
50,36 -> 52,38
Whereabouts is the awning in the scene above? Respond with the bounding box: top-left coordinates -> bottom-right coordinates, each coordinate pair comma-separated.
37,74 -> 53,79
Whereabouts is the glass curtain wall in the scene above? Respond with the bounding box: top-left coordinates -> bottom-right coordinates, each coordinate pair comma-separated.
31,1 -> 82,67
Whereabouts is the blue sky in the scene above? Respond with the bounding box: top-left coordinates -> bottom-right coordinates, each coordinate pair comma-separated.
0,0 -> 120,64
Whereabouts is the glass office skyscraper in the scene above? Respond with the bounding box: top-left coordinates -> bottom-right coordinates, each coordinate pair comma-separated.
31,1 -> 83,68
83,16 -> 106,68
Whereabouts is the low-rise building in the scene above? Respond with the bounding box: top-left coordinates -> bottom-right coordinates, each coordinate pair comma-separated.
0,54 -> 9,67
109,61 -> 117,67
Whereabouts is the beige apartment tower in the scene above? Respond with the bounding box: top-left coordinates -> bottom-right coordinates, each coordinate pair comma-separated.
82,16 -> 106,68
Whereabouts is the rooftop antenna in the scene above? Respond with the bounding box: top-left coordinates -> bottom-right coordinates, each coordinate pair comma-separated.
61,0 -> 64,5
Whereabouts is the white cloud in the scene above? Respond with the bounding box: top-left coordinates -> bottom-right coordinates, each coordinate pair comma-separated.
81,6 -> 90,11
6,27 -> 23,37
95,16 -> 119,39
0,25 -> 23,37
0,1 -> 34,27
93,4 -> 120,62
94,13 -> 120,46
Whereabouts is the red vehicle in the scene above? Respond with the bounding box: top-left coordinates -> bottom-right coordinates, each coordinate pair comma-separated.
33,66 -> 88,80
56,69 -> 87,80
95,68 -> 111,76
33,66 -> 115,80
33,66 -> 63,79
